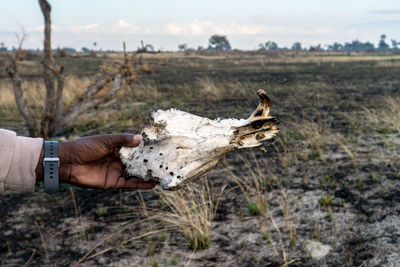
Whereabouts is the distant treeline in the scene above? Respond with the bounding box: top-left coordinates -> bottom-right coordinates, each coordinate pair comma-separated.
178,34 -> 399,52
0,34 -> 398,53
258,34 -> 395,52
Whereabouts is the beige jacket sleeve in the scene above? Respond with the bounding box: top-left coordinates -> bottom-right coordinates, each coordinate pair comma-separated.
0,129 -> 43,193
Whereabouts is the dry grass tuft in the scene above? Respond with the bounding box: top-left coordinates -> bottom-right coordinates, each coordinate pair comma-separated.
364,95 -> 400,134
0,79 -> 44,109
381,96 -> 400,133
334,135 -> 360,170
229,153 -> 269,216
155,179 -> 225,250
265,187 -> 298,266
196,76 -> 223,102
0,77 -> 90,110
130,80 -> 162,100
291,120 -> 329,163
363,106 -> 383,131
228,154 -> 298,265
274,131 -> 297,168
364,95 -> 400,177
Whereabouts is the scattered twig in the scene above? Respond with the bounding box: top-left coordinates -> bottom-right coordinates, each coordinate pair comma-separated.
34,221 -> 48,260
23,248 -> 36,267
76,231 -> 117,265
69,186 -> 87,243
268,209 -> 288,264
335,135 -> 360,170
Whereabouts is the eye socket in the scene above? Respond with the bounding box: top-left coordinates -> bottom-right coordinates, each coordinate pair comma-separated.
254,109 -> 263,117
256,133 -> 265,140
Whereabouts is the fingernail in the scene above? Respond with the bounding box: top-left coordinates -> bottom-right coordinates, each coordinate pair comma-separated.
133,134 -> 142,146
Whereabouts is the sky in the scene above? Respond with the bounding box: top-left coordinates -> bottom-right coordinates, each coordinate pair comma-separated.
0,0 -> 399,51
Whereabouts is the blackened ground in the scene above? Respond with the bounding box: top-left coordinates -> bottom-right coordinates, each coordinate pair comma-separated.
1,51 -> 400,266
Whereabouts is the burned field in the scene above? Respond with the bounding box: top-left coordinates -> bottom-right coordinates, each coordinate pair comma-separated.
1,51 -> 400,266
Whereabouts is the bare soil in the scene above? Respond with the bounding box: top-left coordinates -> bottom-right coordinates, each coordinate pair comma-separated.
1,51 -> 400,266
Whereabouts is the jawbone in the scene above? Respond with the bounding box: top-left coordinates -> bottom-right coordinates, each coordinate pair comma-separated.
120,89 -> 279,190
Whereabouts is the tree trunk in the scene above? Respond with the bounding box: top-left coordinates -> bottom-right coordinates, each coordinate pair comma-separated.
39,0 -> 60,138
6,58 -> 39,137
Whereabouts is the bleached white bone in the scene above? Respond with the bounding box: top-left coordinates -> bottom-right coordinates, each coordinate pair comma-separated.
120,90 -> 279,190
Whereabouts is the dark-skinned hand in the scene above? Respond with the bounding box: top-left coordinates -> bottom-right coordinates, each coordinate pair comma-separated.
35,134 -> 156,189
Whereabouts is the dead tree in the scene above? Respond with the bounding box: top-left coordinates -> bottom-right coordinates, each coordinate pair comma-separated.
5,0 -> 137,138
4,29 -> 39,137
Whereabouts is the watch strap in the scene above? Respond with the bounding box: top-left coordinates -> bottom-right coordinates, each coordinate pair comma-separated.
43,141 -> 59,194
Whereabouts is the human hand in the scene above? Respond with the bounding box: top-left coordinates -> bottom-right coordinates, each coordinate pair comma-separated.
36,134 -> 156,189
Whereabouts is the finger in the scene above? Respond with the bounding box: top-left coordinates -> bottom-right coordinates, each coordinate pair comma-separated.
106,161 -> 156,189
94,134 -> 142,150
114,176 -> 128,188
112,134 -> 142,148
122,177 -> 157,189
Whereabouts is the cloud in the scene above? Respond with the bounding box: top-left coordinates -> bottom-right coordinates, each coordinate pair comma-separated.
68,21 -> 140,35
71,23 -> 99,32
164,19 -> 335,37
165,20 -> 212,35
117,20 -> 140,33
369,9 -> 400,15
165,19 -> 278,36
213,24 -> 266,35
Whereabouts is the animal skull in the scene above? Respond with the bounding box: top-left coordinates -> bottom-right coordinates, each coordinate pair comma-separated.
120,89 -> 279,190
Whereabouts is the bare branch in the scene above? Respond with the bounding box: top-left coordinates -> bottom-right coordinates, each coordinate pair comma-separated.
4,26 -> 39,136
56,42 -> 132,130
15,25 -> 28,50
109,74 -> 122,95
59,73 -> 121,128
41,61 -> 65,130
5,58 -> 39,137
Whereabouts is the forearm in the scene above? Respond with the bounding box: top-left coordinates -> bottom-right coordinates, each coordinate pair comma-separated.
2,131 -> 153,192
0,129 -> 43,193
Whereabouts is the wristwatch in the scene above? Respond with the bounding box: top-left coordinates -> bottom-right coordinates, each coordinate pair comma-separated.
43,141 -> 59,194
